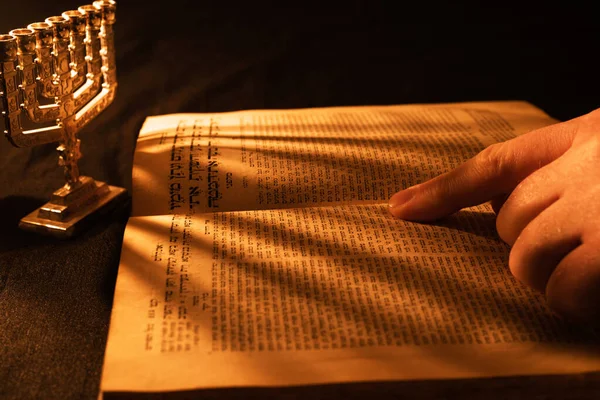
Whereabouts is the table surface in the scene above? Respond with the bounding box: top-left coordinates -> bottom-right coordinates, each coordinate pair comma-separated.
1,1 -> 599,399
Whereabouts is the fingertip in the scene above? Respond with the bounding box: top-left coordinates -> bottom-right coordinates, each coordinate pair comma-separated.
389,184 -> 442,221
545,243 -> 600,326
389,183 -> 451,221
490,193 -> 509,215
388,188 -> 416,219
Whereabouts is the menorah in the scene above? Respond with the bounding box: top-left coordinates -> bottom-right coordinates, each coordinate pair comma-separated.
0,0 -> 126,237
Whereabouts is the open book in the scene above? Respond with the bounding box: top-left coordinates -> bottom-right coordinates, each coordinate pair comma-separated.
100,102 -> 600,398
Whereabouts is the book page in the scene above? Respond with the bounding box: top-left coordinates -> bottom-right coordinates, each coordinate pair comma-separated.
101,102 -> 600,394
131,101 -> 555,216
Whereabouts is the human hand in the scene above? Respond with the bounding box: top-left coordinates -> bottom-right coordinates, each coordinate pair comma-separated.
389,109 -> 600,323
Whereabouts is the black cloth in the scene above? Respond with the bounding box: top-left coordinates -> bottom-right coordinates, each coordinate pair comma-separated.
1,1 -> 599,399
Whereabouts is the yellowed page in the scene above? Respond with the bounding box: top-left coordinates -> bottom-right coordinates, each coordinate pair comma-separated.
131,101 -> 555,216
101,102 -> 600,394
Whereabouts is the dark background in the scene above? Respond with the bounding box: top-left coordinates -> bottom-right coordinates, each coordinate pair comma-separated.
1,1 -> 599,399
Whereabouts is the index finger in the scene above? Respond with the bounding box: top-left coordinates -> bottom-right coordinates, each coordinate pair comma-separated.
388,117 -> 579,221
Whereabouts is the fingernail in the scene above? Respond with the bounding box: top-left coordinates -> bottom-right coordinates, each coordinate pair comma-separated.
389,189 -> 415,216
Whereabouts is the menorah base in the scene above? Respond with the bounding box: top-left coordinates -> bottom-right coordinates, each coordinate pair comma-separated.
19,176 -> 127,238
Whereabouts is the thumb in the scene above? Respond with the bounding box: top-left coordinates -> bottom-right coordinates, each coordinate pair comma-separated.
388,116 -> 580,221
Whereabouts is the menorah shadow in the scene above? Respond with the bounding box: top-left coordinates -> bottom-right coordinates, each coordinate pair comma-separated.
0,0 -> 126,237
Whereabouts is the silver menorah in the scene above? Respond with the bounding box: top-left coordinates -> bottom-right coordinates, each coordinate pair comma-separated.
0,0 -> 126,237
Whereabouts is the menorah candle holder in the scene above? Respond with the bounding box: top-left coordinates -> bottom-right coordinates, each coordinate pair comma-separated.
0,0 -> 126,238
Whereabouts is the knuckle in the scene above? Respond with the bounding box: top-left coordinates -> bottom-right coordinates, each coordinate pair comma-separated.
475,142 -> 514,181
432,174 -> 456,202
574,108 -> 600,144
584,107 -> 600,123
585,134 -> 600,159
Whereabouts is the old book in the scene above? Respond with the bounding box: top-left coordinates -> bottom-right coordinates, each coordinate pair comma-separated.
100,101 -> 600,398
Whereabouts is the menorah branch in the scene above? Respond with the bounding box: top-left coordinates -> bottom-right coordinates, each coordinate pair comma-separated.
0,0 -> 126,237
